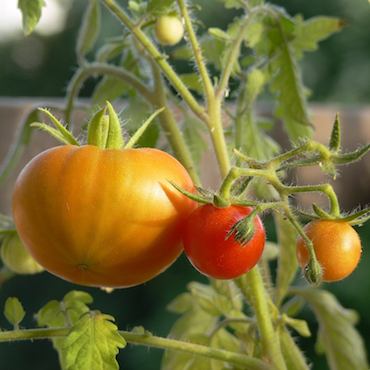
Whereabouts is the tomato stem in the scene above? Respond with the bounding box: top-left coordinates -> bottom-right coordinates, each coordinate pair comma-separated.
236,268 -> 288,370
0,327 -> 273,370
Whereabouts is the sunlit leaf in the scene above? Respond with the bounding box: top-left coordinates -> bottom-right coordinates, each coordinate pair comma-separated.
17,0 -> 45,36
292,16 -> 347,59
4,297 -> 25,329
76,0 -> 101,59
63,312 -> 126,370
179,73 -> 204,94
147,0 -> 175,16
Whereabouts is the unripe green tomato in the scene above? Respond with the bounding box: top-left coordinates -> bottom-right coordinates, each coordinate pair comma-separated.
1,233 -> 44,275
154,16 -> 184,45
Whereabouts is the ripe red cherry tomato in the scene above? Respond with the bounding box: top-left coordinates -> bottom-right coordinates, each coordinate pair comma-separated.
183,204 -> 266,279
296,220 -> 362,282
12,145 -> 197,288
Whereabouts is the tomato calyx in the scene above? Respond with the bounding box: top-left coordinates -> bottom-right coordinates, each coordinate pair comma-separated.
31,102 -> 165,150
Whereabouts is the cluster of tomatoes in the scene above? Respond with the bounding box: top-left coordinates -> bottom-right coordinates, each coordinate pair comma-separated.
9,142 -> 362,288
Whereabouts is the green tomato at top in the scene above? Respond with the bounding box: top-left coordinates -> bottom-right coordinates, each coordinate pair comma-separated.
154,16 -> 184,45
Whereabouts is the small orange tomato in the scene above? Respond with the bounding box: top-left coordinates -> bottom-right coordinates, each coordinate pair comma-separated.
296,220 -> 362,282
12,145 -> 197,288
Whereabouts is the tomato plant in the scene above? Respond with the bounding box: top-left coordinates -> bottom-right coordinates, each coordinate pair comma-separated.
12,145 -> 197,288
154,15 -> 184,45
1,1 -> 370,370
296,220 -> 362,282
183,204 -> 265,279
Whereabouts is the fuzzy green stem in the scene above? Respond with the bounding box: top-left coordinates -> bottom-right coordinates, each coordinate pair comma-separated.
100,0 -> 207,123
207,98 -> 231,179
177,0 -> 214,101
65,62 -> 153,124
0,328 -> 272,370
237,267 -> 288,370
216,9 -> 259,100
149,60 -> 201,185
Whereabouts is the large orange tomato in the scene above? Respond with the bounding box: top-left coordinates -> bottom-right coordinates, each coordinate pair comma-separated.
12,145 -> 197,288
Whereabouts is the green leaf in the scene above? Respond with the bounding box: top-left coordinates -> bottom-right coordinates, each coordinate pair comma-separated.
37,291 -> 94,370
76,0 -> 101,59
91,77 -> 127,110
181,115 -> 208,171
147,0 -> 176,16
297,289 -> 369,370
63,290 -> 94,325
123,98 -> 161,148
246,68 -> 266,105
96,38 -> 129,63
282,315 -> 311,338
18,0 -> 46,36
208,27 -> 233,42
274,213 -> 299,306
167,293 -> 195,314
124,107 -> 165,149
216,0 -> 243,9
63,312 -> 126,370
179,73 -> 204,94
37,300 -> 64,328
4,297 -> 26,329
292,16 -> 347,59
269,45 -> 311,131
243,20 -> 265,47
239,111 -> 280,161
0,108 -> 35,187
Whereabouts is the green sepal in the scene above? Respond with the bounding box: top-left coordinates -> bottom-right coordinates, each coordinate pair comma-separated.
212,194 -> 230,208
339,207 -> 370,225
303,256 -> 323,286
328,113 -> 341,153
332,143 -> 370,165
226,209 -> 258,247
105,101 -> 124,149
312,203 -> 334,220
32,108 -> 80,146
319,160 -> 337,179
123,107 -> 165,149
229,176 -> 253,198
87,106 -> 108,148
168,180 -> 211,204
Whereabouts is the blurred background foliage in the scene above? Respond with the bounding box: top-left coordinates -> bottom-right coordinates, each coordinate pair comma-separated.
0,0 -> 370,369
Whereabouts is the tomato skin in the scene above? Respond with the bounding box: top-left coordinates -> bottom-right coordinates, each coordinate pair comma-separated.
296,220 -> 362,282
12,145 -> 197,288
154,16 -> 184,45
183,204 -> 266,279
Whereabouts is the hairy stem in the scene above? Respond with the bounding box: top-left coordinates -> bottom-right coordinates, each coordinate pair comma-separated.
100,0 -> 207,122
237,267 -> 288,370
0,327 -> 272,370
64,62 -> 153,124
149,60 -> 200,185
